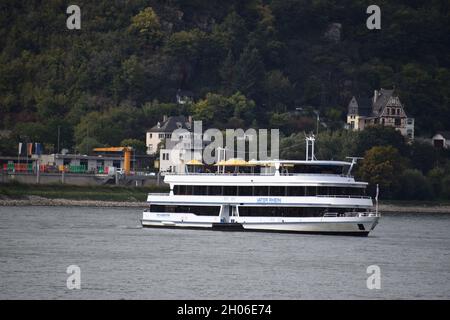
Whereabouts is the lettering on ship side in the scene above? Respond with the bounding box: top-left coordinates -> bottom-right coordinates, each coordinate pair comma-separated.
256,198 -> 281,204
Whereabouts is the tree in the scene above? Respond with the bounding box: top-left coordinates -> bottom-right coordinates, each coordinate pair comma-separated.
280,132 -> 306,160
407,140 -> 439,174
76,137 -> 103,155
263,70 -> 294,112
232,47 -> 265,100
357,146 -> 408,199
192,92 -> 255,128
120,138 -> 146,155
397,169 -> 433,200
165,29 -> 206,87
316,130 -> 359,161
356,126 -> 408,156
129,7 -> 162,44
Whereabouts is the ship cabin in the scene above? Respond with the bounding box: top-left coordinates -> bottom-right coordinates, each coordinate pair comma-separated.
184,158 -> 356,176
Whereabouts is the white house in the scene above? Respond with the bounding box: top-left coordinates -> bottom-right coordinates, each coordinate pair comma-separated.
432,131 -> 450,149
146,116 -> 192,155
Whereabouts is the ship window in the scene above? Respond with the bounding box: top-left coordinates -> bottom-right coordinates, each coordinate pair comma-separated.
287,186 -> 304,196
238,206 -> 329,217
317,187 -> 329,195
208,186 -> 222,195
150,205 -> 220,216
150,205 -> 176,212
174,185 -> 365,197
305,186 -> 316,196
193,185 -> 207,195
238,186 -> 253,196
177,205 -> 220,216
224,186 -> 237,196
254,186 -> 269,196
270,186 -> 286,196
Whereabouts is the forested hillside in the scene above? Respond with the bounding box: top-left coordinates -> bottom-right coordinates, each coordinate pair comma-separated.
0,0 -> 449,155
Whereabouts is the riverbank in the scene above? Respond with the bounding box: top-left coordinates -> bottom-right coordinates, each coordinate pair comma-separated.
0,182 -> 168,202
0,196 -> 147,207
1,195 -> 450,213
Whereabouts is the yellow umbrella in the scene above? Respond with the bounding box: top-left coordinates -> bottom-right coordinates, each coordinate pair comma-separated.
186,159 -> 204,166
215,158 -> 253,166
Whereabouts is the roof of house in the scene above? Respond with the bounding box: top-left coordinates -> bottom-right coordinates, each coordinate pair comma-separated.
348,88 -> 406,118
373,88 -> 394,115
148,116 -> 192,133
434,131 -> 450,140
348,96 -> 372,117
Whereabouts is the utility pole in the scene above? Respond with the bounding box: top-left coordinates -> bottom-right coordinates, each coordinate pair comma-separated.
57,125 -> 61,154
313,110 -> 320,136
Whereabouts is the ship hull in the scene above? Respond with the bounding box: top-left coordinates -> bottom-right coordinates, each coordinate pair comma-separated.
141,211 -> 379,236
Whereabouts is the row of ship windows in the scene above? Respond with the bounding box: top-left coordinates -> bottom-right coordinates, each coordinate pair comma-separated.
172,185 -> 366,197
149,205 -> 362,217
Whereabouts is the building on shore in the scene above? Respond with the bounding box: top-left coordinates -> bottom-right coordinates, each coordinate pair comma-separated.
146,115 -> 193,156
0,153 -> 126,173
346,88 -> 415,140
431,131 -> 450,149
146,115 -> 206,173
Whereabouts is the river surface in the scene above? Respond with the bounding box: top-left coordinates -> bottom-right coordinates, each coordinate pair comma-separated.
0,206 -> 449,299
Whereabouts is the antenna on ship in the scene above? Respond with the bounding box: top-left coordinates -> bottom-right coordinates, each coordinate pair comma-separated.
305,134 -> 317,161
345,156 -> 363,177
375,184 -> 380,217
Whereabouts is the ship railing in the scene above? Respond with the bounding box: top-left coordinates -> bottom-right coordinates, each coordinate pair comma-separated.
316,195 -> 371,199
166,172 -> 350,177
323,211 -> 379,218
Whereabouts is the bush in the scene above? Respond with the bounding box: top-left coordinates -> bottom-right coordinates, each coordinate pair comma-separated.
396,169 -> 433,200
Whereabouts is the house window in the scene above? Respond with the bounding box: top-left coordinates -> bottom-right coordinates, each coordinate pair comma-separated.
162,153 -> 170,161
397,108 -> 400,115
159,133 -> 165,139
149,133 -> 152,138
381,118 -> 385,125
395,118 -> 401,126
407,129 -> 413,139
350,121 -> 355,129
148,144 -> 153,151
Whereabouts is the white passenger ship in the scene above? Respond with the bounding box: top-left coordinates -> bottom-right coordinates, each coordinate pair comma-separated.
141,136 -> 380,236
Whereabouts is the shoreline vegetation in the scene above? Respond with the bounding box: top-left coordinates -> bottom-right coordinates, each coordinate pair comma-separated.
1,183 -> 450,213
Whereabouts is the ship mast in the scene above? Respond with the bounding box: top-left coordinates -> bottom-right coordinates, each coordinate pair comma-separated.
305,134 -> 317,161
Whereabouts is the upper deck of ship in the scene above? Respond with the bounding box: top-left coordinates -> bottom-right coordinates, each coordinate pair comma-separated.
163,135 -> 366,186
162,158 -> 368,188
